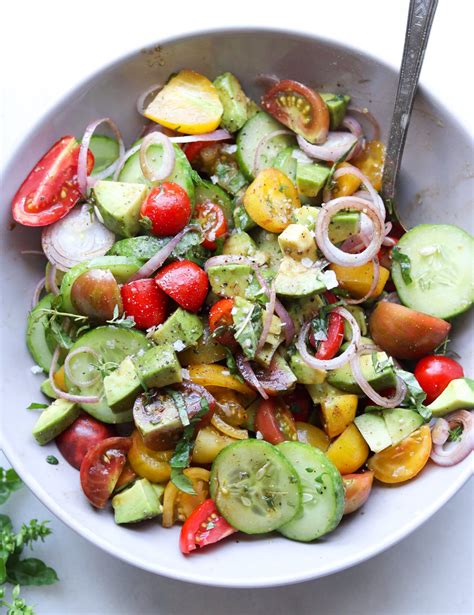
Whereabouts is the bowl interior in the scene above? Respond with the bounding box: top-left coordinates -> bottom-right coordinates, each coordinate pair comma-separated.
1,29 -> 472,588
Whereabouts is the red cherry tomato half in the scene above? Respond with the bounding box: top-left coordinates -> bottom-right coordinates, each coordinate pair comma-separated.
414,355 -> 464,404
183,141 -> 217,163
155,260 -> 208,313
343,471 -> 374,515
208,298 -> 236,346
195,201 -> 228,250
120,278 -> 168,330
261,80 -> 329,144
12,136 -> 94,227
283,385 -> 312,422
255,398 -> 297,445
56,414 -> 115,470
80,436 -> 131,508
140,182 -> 191,237
180,498 -> 237,554
309,292 -> 344,360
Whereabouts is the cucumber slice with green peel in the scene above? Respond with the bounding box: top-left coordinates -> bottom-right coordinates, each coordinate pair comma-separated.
118,142 -> 195,204
27,294 -> 61,372
277,442 -> 344,542
195,180 -> 234,229
236,112 -> 296,180
89,135 -> 120,177
60,256 -> 142,313
65,326 -> 151,424
210,439 -> 302,534
392,224 -> 474,319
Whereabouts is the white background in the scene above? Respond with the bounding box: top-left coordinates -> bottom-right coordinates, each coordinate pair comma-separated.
1,1 -> 473,613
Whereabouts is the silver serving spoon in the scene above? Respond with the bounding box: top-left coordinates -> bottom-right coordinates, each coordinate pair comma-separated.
382,0 -> 439,229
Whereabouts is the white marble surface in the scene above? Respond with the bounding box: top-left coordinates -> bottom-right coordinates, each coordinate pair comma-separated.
1,1 -> 473,613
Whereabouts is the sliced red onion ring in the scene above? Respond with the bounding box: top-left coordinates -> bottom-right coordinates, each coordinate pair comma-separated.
315,196 -> 384,267
46,264 -> 60,296
297,132 -> 358,163
341,115 -> 365,158
235,353 -> 268,400
333,165 -> 385,219
257,284 -> 276,353
170,129 -> 232,144
139,132 -> 175,183
42,204 -> 115,272
128,225 -> 197,282
345,258 -> 380,305
349,344 -> 407,408
113,142 -> 141,181
136,83 -> 163,116
64,346 -> 101,387
340,233 -> 367,254
49,347 -> 100,404
274,299 -> 295,345
32,277 -> 46,308
78,118 -> 125,196
296,307 -> 361,371
347,107 -> 381,141
430,411 -> 473,466
254,130 -> 293,175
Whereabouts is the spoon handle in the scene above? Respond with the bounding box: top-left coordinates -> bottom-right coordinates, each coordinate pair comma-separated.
382,0 -> 438,205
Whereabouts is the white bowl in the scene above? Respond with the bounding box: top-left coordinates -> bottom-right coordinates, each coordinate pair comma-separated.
0,28 -> 472,588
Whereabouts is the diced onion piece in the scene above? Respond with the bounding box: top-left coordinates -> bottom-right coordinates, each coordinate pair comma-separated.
139,132 -> 175,182
296,307 -> 361,370
49,347 -> 100,404
32,277 -> 46,308
46,264 -> 60,296
211,414 -> 249,440
235,353 -> 269,400
430,410 -> 473,466
347,106 -> 381,141
169,129 -> 232,144
42,205 -> 115,272
64,346 -> 101,388
297,132 -> 358,162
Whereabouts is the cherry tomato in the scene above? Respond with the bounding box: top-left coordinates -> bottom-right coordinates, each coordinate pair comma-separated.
414,355 -> 464,404
309,292 -> 344,360
283,385 -> 312,422
195,201 -> 228,250
12,136 -> 94,227
162,467 -> 210,528
295,422 -> 330,451
180,498 -> 237,554
80,436 -> 132,508
377,237 -> 398,270
343,471 -> 374,515
155,260 -> 208,313
367,425 -> 432,484
114,462 -> 137,493
71,269 -> 122,322
140,182 -> 191,236
56,414 -> 115,470
255,398 -> 297,444
208,298 -> 235,346
261,80 -> 329,144
183,141 -> 217,163
127,430 -> 172,483
120,278 -> 168,330
352,139 -> 385,191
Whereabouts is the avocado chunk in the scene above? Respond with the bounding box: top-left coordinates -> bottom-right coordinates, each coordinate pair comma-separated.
327,352 -> 397,394
354,413 -> 392,453
178,329 -> 227,365
427,378 -> 474,417
232,297 -> 262,360
103,356 -> 142,413
289,351 -> 326,385
223,231 -> 262,261
305,381 -> 346,404
150,308 -> 203,350
383,408 -> 424,445
40,378 -> 57,399
319,93 -> 351,129
207,263 -> 263,300
296,162 -> 330,198
293,206 -> 359,244
274,257 -> 330,298
233,200 -> 256,231
251,228 -> 282,271
32,399 -> 80,445
278,224 -> 317,262
112,478 -> 163,524
213,72 -> 257,133
255,313 -> 284,367
134,344 -> 182,389
93,180 -> 148,237
285,293 -> 325,334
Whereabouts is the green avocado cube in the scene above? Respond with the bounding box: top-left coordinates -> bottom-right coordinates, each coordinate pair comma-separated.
383,408 -> 424,445
214,72 -> 257,133
40,378 -> 57,399
103,356 -> 142,413
255,314 -> 284,367
293,206 -> 360,244
290,351 -> 326,385
296,161 -> 330,198
134,344 -> 182,389
427,378 -> 474,417
274,264 -> 327,298
94,180 -> 148,237
112,478 -> 163,524
354,413 -> 392,453
319,93 -> 351,129
327,352 -> 397,394
150,308 -> 204,350
207,263 -> 262,300
32,399 -> 80,445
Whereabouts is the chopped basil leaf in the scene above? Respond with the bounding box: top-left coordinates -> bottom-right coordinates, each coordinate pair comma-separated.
392,246 -> 413,285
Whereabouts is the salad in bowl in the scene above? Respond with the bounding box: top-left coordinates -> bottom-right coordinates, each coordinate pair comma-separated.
13,68 -> 473,555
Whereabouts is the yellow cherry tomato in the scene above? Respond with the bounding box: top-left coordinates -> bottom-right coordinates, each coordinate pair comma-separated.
53,365 -> 66,391
332,161 -> 362,197
162,467 -> 210,527
144,69 -> 223,134
326,423 -> 369,474
352,140 -> 385,191
320,393 -> 358,438
330,262 -> 390,299
296,422 -> 330,451
213,389 -> 248,427
187,364 -> 254,396
192,426 -> 237,464
368,425 -> 432,484
243,168 -> 300,233
128,430 -> 172,483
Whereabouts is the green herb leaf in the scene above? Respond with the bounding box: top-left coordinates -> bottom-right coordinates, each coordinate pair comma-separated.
0,514 -> 13,532
0,468 -> 23,505
6,557 -> 58,586
46,456 -> 59,466
49,319 -> 74,349
233,301 -> 263,360
396,368 -> 431,420
139,215 -> 153,232
168,389 -> 190,427
106,310 -> 136,329
392,246 -> 413,285
169,468 -> 196,495
311,313 -> 328,342
26,403 -> 48,410
448,425 -> 463,442
224,348 -> 244,383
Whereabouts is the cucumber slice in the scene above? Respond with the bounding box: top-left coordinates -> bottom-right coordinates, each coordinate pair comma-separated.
195,180 -> 234,229
277,442 -> 344,542
118,142 -> 195,204
392,224 -> 474,319
65,326 -> 151,423
27,294 -> 59,372
210,440 -> 302,534
60,256 -> 142,313
89,135 -> 120,177
236,112 -> 295,180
